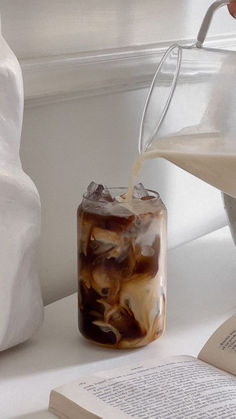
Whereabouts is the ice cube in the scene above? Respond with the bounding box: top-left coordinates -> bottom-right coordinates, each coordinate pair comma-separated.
89,240 -> 116,256
115,195 -> 125,203
101,186 -> 114,202
86,182 -> 104,200
133,183 -> 149,199
141,245 -> 155,257
86,182 -> 114,202
92,227 -> 120,245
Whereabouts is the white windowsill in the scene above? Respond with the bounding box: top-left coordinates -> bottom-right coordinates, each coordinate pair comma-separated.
21,34 -> 236,107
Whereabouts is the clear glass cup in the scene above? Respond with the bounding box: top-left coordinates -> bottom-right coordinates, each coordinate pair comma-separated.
139,0 -> 235,153
77,185 -> 167,349
138,0 -> 236,198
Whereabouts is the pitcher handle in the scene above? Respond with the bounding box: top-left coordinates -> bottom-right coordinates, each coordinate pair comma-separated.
196,0 -> 231,48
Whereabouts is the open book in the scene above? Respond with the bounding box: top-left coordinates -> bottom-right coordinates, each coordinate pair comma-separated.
49,314 -> 236,419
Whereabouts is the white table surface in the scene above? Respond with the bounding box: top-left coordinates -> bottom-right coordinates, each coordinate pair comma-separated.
1,227 -> 236,419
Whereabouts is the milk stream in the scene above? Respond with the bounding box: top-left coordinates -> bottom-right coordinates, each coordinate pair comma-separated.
126,132 -> 236,201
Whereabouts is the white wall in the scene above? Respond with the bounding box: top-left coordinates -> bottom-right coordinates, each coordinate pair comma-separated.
1,0 -> 236,58
0,0 -> 233,304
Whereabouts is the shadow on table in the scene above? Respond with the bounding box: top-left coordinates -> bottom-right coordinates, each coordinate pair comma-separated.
0,294 -> 138,379
166,230 -> 236,333
12,410 -> 53,419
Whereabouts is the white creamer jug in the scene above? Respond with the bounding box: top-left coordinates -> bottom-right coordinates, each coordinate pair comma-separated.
0,23 -> 43,350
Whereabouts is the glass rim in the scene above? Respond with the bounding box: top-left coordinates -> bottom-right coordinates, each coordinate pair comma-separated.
82,186 -> 160,203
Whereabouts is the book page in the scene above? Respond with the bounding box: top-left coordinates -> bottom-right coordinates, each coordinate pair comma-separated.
198,314 -> 236,375
49,355 -> 236,419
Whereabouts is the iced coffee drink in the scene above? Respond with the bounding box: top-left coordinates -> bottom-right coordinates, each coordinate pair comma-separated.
77,182 -> 167,348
